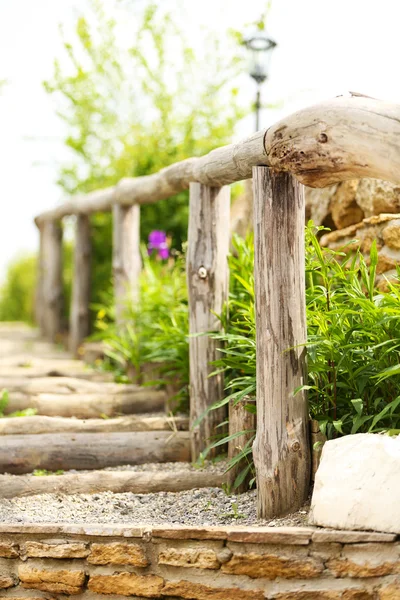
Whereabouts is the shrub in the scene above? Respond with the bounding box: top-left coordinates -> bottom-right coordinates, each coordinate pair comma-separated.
0,254 -> 37,323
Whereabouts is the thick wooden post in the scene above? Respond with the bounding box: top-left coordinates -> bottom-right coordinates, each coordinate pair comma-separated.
35,224 -> 45,335
41,221 -> 63,342
69,215 -> 91,355
113,204 -> 141,326
253,167 -> 310,518
187,183 -> 230,460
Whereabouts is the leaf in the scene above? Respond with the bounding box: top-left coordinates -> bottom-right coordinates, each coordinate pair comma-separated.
351,398 -> 363,417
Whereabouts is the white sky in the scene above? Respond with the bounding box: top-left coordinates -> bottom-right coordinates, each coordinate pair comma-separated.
0,0 -> 399,281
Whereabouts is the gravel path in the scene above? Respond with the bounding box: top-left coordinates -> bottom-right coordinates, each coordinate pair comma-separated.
0,487 -> 310,527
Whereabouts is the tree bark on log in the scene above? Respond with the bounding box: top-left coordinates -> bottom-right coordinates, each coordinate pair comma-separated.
35,224 -> 45,334
5,389 -> 166,418
69,215 -> 91,355
253,167 -> 310,519
0,431 -> 191,474
112,204 -> 141,326
187,183 -> 230,460
41,221 -> 63,341
35,97 -> 400,224
228,398 -> 256,494
0,469 -> 227,499
0,414 -> 189,436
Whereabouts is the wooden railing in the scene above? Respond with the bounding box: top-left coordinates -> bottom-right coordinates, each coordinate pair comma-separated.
34,95 -> 400,518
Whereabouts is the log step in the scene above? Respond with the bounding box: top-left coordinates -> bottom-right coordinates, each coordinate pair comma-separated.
4,389 -> 166,418
0,469 -> 228,499
0,414 -> 189,436
0,431 -> 191,474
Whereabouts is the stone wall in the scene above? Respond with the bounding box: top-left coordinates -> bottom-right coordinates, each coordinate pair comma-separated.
0,523 -> 399,599
320,214 -> 400,290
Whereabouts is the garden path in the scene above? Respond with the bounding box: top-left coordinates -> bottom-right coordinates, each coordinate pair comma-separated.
0,323 -> 225,499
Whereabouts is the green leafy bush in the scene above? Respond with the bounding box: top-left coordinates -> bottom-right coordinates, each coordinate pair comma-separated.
93,249 -> 189,411
0,254 -> 37,323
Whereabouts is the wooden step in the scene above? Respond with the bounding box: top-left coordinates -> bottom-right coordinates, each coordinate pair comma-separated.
0,414 -> 189,435
0,468 -> 227,499
0,431 -> 191,474
3,389 -> 166,418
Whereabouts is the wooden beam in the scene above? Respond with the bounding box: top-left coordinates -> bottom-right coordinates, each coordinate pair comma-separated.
187,183 -> 230,460
0,469 -> 227,499
252,167 -> 310,519
69,215 -> 91,355
35,224 -> 45,335
112,204 -> 141,326
0,431 -> 191,474
41,221 -> 63,342
34,96 -> 400,225
228,398 -> 256,494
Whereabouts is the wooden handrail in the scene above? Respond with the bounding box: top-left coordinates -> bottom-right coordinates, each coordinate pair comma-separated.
34,95 -> 400,225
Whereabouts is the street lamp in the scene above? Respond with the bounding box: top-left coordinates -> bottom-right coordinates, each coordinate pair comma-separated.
243,32 -> 277,132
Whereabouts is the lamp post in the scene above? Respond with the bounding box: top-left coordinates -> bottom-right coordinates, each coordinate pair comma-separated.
243,32 -> 277,132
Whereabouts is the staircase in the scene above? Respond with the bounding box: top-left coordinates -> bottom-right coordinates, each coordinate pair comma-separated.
0,323 -> 224,499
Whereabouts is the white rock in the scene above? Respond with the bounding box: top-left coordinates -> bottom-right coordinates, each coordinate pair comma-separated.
309,433 -> 400,534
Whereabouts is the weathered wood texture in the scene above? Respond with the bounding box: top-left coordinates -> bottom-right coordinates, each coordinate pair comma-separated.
35,225 -> 45,333
35,97 -> 400,224
0,469 -> 227,499
0,431 -> 191,474
5,389 -> 166,418
187,183 -> 230,460
228,398 -> 256,494
0,414 -> 189,436
41,221 -> 63,341
112,204 -> 141,326
69,215 -> 91,354
253,167 -> 310,519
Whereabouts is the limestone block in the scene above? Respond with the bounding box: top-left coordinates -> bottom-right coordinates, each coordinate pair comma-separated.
161,580 -> 265,600
23,541 -> 88,559
88,572 -> 164,596
330,180 -> 364,229
356,179 -> 400,216
221,552 -> 323,579
0,575 -> 15,588
18,565 -> 85,594
0,542 -> 18,558
271,591 -> 374,600
383,220 -> 400,250
327,542 -> 400,578
310,434 -> 400,534
158,547 -> 220,569
378,581 -> 400,599
87,542 -> 148,566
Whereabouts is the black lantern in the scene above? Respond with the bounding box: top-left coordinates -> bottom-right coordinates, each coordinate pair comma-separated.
243,32 -> 277,131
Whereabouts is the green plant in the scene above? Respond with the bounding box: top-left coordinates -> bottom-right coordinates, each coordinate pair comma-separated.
33,469 -> 64,477
93,248 -> 190,411
0,390 -> 37,418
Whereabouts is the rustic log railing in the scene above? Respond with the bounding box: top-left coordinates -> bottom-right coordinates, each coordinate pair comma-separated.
34,95 -> 400,518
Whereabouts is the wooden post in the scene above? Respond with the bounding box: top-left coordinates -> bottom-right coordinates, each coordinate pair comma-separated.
112,204 -> 141,326
35,224 -> 45,335
187,183 -> 230,460
41,221 -> 63,342
228,398 -> 256,493
253,167 -> 310,518
69,215 -> 91,355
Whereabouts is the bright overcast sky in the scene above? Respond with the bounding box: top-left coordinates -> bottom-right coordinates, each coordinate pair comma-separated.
0,0 -> 399,280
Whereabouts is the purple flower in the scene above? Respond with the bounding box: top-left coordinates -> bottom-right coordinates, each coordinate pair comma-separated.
148,230 -> 169,260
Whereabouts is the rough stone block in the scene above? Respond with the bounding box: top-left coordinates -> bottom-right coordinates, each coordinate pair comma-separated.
310,434 -> 400,534
161,580 -> 265,600
23,541 -> 89,559
158,547 -> 220,569
226,526 -> 315,545
0,542 -> 18,558
0,575 -> 15,588
88,572 -> 164,597
271,591 -> 374,600
88,542 -> 148,566
19,564 -> 85,594
221,552 -> 323,579
378,581 -> 400,599
383,220 -> 400,250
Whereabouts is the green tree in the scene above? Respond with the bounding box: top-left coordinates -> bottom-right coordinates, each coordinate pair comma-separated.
44,0 -> 247,312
